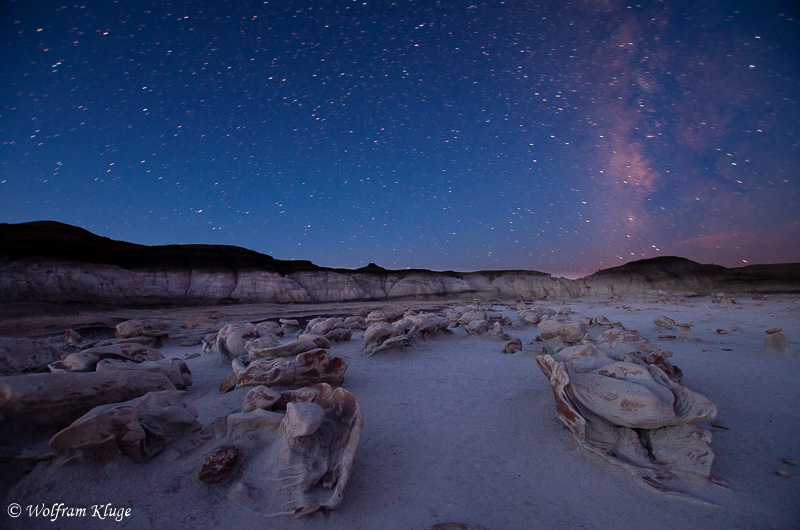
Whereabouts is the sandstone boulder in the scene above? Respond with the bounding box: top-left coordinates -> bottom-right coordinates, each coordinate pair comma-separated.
0,371 -> 176,427
227,349 -> 349,390
535,314 -> 717,497
223,383 -> 363,517
95,358 -> 193,390
48,343 -> 165,373
116,319 -> 176,339
537,319 -> 587,343
216,323 -> 277,363
49,390 -> 200,463
0,337 -> 63,374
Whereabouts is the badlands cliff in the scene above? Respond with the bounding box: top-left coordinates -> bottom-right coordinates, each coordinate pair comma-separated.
1,221 -> 798,305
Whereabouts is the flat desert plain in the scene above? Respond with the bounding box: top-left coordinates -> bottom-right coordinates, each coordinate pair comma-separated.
2,293 -> 798,529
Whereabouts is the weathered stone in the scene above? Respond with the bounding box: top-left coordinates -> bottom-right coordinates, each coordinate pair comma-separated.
281,402 -> 325,439
216,323 -> 276,362
229,349 -> 349,389
654,315 -> 676,330
325,327 -> 353,342
0,337 -> 64,374
296,334 -> 331,349
503,338 -> 522,354
675,323 -> 694,340
537,319 -> 587,343
307,317 -> 344,337
242,385 -> 281,413
344,316 -> 367,330
95,358 -> 193,390
710,419 -> 730,430
279,319 -> 300,328
116,319 -> 175,338
223,383 -> 363,517
366,308 -> 404,323
245,334 -> 281,353
763,329 -> 788,356
0,371 -> 176,427
535,314 -> 718,496
517,307 -> 556,325
247,339 -> 317,359
49,343 -> 165,372
49,390 -> 200,463
198,445 -> 239,484
64,329 -> 84,347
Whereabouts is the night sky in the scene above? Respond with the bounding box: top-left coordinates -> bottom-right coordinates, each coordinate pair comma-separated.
2,1 -> 799,277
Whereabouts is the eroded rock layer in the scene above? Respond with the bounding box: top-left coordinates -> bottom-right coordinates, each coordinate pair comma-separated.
2,221 -> 798,305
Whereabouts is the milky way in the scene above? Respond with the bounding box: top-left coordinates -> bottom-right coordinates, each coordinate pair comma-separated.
2,1 -> 798,276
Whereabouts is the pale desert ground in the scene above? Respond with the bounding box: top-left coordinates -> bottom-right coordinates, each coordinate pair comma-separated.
2,293 -> 799,529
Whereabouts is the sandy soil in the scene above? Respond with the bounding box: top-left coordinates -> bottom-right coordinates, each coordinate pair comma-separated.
2,294 -> 799,529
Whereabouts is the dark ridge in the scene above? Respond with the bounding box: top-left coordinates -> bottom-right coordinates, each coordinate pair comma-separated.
0,221 -> 552,278
588,256 -> 727,278
1,222 -> 797,287
0,221 -> 321,275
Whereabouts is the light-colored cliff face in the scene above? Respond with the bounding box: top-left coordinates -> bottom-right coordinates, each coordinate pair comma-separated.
0,256 -> 794,306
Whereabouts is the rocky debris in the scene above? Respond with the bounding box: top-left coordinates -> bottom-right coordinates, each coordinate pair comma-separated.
715,329 -> 728,335
216,323 -> 279,363
222,383 -> 363,517
281,401 -> 325,439
243,334 -> 281,353
279,318 -> 299,329
362,319 -> 414,357
0,370 -> 176,427
246,339 -> 318,359
226,348 -> 349,390
654,315 -> 676,330
675,323 -> 694,340
486,321 -> 511,341
201,332 -> 218,355
296,334 -> 331,349
588,315 -> 615,327
116,319 -> 175,339
0,337 -> 64,374
781,458 -> 798,466
256,321 -> 284,336
48,342 -> 165,373
366,307 -> 405,324
536,315 -> 717,497
444,306 -> 514,339
517,307 -> 556,325
710,419 -> 730,430
64,329 -> 84,348
198,444 -> 239,484
405,312 -> 452,337
95,358 -> 193,390
776,470 -> 790,478
303,317 -> 353,342
49,390 -> 200,463
537,319 -> 587,344
361,310 -> 454,357
503,338 -> 523,354
598,328 -> 682,382
242,386 -> 281,413
344,315 -> 367,331
763,328 -> 788,356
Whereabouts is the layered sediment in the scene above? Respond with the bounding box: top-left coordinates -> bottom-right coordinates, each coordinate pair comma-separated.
2,221 -> 798,305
